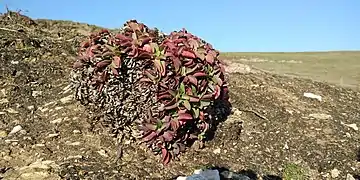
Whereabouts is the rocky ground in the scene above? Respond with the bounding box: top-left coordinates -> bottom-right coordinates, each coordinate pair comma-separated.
0,11 -> 359,180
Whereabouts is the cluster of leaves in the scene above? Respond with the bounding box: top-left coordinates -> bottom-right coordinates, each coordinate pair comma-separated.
72,20 -> 230,165
137,28 -> 230,164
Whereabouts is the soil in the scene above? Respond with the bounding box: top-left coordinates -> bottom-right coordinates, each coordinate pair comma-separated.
0,12 -> 359,180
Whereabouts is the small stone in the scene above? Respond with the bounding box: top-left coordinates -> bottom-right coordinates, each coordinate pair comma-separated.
345,124 -> 358,131
213,148 -> 221,154
346,174 -> 355,180
6,108 -> 19,114
55,107 -> 63,110
309,113 -> 332,120
73,130 -> 81,134
32,91 -> 43,97
0,98 -> 9,104
60,95 -> 73,104
9,125 -> 22,136
27,105 -> 35,110
283,143 -> 289,150
51,118 -> 62,124
97,149 -> 108,157
303,92 -> 322,101
0,130 -> 8,138
47,133 -> 59,138
330,168 -> 340,178
68,142 -> 81,146
345,133 -> 351,138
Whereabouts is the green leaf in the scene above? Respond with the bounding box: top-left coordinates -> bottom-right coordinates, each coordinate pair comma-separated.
193,108 -> 199,118
179,83 -> 185,94
182,94 -> 190,100
156,120 -> 163,130
191,85 -> 197,96
183,100 -> 191,110
199,100 -> 211,109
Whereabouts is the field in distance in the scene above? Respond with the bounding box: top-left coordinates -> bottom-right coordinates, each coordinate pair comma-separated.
220,51 -> 360,90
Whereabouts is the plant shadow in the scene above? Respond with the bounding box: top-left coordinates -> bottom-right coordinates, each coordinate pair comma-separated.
211,166 -> 281,180
171,166 -> 282,180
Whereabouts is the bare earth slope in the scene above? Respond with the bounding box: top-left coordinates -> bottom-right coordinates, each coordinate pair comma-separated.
0,12 -> 359,180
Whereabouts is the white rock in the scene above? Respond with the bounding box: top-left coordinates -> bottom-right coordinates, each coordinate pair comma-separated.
283,143 -> 289,150
345,124 -> 358,131
346,174 -> 356,180
32,91 -> 43,97
60,95 -> 73,104
47,133 -> 59,138
73,130 -> 81,134
330,168 -> 340,178
50,118 -> 62,124
309,113 -> 332,120
303,92 -> 322,101
6,108 -> 19,114
213,148 -> 221,154
97,150 -> 108,157
9,125 -> 22,136
0,98 -> 9,104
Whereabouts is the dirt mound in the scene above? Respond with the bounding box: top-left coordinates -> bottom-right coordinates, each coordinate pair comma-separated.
0,12 -> 359,180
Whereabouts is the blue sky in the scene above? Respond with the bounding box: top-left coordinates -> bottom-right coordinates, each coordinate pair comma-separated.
1,0 -> 359,52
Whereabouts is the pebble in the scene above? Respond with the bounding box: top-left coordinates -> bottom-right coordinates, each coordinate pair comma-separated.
213,148 -> 221,154
51,118 -> 62,124
9,125 -> 22,136
6,108 -> 19,114
0,130 -> 8,138
97,149 -> 109,157
303,92 -> 322,101
309,113 -> 332,120
60,95 -> 73,104
55,106 -> 64,110
346,174 -> 356,180
67,142 -> 81,146
330,168 -> 340,178
0,98 -> 9,104
345,124 -> 358,131
47,133 -> 60,138
73,130 -> 81,134
32,91 -> 43,97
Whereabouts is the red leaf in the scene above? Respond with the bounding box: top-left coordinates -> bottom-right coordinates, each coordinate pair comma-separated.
199,111 -> 205,121
189,96 -> 200,102
96,60 -> 111,68
113,56 -> 121,68
184,59 -> 194,67
143,131 -> 157,142
172,57 -> 181,72
115,34 -> 132,41
214,85 -> 221,99
193,72 -> 207,77
181,50 -> 196,59
143,44 -> 152,53
205,53 -> 215,64
80,41 -> 90,48
157,93 -> 172,101
161,148 -> 171,165
73,61 -> 84,69
162,131 -> 174,142
201,93 -> 213,100
141,37 -> 151,46
170,119 -> 180,131
187,75 -> 197,85
178,113 -> 193,121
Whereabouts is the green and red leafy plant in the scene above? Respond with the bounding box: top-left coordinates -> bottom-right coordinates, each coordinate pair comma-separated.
70,20 -> 231,165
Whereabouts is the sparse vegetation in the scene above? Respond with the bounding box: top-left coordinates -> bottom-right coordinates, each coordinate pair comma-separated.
282,163 -> 307,180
